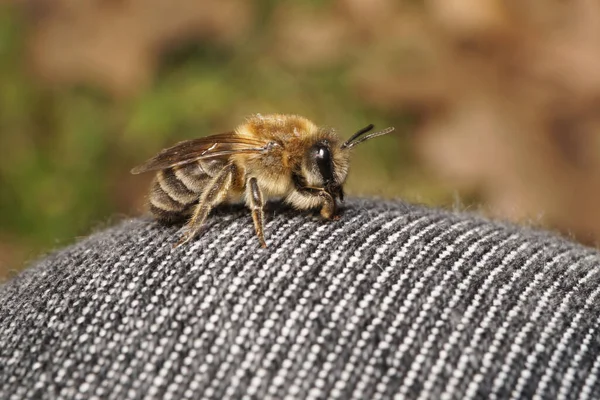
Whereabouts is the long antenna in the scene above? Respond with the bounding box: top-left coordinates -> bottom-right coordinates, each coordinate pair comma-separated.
341,125 -> 395,149
341,124 -> 374,149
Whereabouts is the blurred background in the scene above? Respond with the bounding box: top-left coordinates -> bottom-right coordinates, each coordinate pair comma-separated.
2,0 -> 600,280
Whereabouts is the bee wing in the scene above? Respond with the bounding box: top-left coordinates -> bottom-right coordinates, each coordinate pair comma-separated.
130,132 -> 269,174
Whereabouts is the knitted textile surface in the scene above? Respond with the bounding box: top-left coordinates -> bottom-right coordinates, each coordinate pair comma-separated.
2,199 -> 600,400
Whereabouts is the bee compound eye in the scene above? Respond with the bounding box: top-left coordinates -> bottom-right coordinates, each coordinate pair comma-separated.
317,147 -> 327,159
314,144 -> 330,162
314,145 -> 334,184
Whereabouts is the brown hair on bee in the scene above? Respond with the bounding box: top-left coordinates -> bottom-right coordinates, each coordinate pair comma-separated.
131,114 -> 394,247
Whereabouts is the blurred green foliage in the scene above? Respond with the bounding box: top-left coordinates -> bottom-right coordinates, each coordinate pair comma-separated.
4,0 -> 600,278
1,10 -> 108,250
0,3 -> 448,278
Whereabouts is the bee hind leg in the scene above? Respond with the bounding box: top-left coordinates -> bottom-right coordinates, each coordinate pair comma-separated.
246,177 -> 267,248
174,164 -> 236,248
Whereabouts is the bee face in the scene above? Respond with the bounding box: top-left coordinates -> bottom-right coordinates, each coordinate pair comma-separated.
300,134 -> 350,200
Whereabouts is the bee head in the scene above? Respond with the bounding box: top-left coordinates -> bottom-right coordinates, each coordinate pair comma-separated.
299,124 -> 395,201
300,137 -> 349,201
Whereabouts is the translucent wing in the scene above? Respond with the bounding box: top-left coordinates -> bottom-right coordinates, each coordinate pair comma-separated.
131,132 -> 269,174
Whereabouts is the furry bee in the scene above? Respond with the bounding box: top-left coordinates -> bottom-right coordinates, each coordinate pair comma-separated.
131,114 -> 394,247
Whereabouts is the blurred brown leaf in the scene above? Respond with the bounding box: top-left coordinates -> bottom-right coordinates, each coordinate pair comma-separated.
413,0 -> 600,244
272,3 -> 350,67
7,0 -> 600,274
24,0 -> 253,96
313,0 -> 600,244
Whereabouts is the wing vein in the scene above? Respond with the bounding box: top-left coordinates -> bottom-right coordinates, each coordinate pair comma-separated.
131,131 -> 270,174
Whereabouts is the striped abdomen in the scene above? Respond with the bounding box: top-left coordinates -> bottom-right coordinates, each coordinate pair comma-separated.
149,161 -> 221,222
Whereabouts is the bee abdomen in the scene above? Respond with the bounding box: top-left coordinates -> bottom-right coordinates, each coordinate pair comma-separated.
149,177 -> 191,213
149,202 -> 191,224
148,163 -> 214,222
149,169 -> 196,220
174,161 -> 219,192
157,168 -> 199,204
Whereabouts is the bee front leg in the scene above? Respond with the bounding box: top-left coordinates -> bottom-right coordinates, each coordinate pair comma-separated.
246,177 -> 267,248
319,191 -> 339,220
175,164 -> 236,248
291,174 -> 338,220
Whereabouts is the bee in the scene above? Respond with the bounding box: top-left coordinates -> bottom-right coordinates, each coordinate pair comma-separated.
131,114 -> 394,248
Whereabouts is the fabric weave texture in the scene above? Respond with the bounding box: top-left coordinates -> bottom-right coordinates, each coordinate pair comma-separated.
2,199 -> 600,399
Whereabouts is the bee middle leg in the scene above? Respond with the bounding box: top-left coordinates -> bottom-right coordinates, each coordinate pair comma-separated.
175,164 -> 236,247
246,177 -> 267,248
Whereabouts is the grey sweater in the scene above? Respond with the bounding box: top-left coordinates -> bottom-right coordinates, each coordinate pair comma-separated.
1,199 -> 600,399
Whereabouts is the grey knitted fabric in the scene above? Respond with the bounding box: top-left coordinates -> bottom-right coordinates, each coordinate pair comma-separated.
2,199 -> 600,400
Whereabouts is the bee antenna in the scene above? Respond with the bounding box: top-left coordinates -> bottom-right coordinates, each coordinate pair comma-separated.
341,124 -> 374,149
341,124 -> 395,149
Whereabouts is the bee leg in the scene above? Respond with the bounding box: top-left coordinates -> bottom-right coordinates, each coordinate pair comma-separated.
291,173 -> 339,221
297,190 -> 338,220
246,177 -> 267,248
175,164 -> 236,248
319,191 -> 339,220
